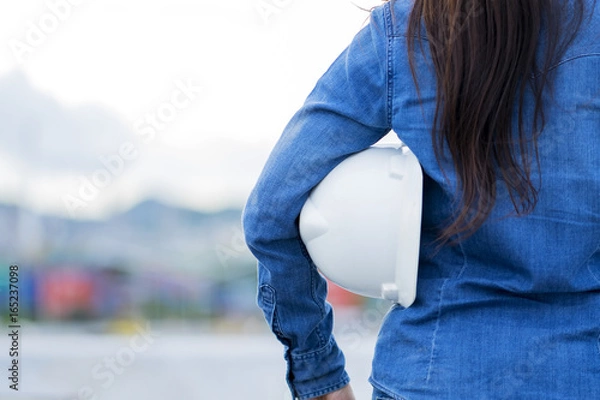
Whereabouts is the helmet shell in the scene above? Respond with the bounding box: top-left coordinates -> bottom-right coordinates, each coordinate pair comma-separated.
299,144 -> 423,307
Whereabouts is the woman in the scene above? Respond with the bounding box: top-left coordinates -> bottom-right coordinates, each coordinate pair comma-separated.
243,0 -> 600,398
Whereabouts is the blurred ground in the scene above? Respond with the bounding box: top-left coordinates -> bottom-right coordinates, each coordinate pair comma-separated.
0,323 -> 378,400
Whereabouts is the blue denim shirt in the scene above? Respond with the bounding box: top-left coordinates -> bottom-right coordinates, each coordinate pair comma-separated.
243,1 -> 600,398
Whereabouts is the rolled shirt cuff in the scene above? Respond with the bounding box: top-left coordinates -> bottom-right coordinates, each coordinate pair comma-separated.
285,336 -> 350,400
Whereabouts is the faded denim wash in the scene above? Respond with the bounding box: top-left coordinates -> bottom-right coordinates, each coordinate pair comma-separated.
243,0 -> 600,398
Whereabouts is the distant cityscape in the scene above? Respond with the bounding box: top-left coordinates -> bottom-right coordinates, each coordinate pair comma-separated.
0,200 -> 366,332
0,200 -> 260,331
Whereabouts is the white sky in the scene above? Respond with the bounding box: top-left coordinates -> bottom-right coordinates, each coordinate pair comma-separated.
0,0 -> 380,218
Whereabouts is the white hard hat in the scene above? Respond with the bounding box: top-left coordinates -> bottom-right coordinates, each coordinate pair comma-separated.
299,143 -> 423,307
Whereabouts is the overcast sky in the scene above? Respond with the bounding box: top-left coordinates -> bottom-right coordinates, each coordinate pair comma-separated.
0,0 -> 378,219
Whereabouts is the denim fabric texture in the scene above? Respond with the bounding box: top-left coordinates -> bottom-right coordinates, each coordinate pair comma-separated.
242,0 -> 600,398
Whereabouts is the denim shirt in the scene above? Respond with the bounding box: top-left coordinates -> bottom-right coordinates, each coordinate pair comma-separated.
243,1 -> 600,398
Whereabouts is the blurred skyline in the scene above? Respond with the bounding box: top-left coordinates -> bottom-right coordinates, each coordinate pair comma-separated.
0,0 -> 377,220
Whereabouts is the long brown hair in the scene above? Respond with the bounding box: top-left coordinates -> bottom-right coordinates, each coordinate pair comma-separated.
404,0 -> 586,243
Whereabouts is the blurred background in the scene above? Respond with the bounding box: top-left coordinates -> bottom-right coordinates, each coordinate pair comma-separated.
0,0 -> 391,398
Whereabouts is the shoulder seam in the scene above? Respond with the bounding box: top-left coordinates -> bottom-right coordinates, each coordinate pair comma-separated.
383,2 -> 394,128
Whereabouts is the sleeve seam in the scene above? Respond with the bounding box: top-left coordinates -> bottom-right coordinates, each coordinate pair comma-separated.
297,236 -> 328,346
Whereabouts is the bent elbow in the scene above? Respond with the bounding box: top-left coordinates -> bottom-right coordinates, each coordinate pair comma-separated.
241,195 -> 262,253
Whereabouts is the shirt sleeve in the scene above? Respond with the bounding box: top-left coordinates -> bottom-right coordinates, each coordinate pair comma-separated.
242,5 -> 392,399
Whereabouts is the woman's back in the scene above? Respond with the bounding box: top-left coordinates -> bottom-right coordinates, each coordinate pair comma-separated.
372,1 -> 600,398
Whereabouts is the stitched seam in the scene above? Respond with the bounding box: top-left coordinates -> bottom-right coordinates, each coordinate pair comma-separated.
455,240 -> 468,279
426,277 -> 449,382
309,262 -> 325,345
261,284 -> 290,340
384,2 -> 394,128
298,236 -> 327,346
298,237 -> 324,316
385,0 -> 425,39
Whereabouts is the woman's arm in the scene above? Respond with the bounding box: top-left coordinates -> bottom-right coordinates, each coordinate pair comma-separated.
243,4 -> 392,399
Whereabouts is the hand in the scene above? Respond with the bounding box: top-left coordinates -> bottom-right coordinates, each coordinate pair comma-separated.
311,384 -> 356,400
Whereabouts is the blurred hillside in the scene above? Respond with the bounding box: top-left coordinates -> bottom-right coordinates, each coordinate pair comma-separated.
0,199 -> 252,275
0,200 -> 261,329
0,199 -> 369,334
